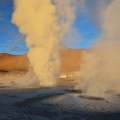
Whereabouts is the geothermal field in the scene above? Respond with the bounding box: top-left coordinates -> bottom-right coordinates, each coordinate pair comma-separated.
0,48 -> 120,120
0,0 -> 120,120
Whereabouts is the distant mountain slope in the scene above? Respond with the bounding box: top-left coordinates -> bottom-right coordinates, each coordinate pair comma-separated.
60,47 -> 85,74
0,48 -> 86,74
0,53 -> 29,71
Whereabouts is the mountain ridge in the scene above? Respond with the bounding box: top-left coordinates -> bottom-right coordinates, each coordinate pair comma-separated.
0,48 -> 86,74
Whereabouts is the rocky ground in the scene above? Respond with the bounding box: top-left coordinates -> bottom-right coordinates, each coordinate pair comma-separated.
0,78 -> 120,120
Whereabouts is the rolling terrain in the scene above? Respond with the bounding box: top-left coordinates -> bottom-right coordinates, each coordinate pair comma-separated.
0,47 -> 86,75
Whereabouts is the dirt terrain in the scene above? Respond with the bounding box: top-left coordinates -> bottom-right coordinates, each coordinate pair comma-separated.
0,86 -> 120,120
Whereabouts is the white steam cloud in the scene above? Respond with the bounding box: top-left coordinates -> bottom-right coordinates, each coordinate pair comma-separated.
11,0 -> 120,94
12,0 -> 77,87
75,0 -> 120,97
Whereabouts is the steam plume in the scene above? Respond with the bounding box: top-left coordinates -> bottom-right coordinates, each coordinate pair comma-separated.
12,0 -> 76,86
75,0 -> 120,97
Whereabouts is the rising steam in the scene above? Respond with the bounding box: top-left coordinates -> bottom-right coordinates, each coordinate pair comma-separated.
75,0 -> 120,97
12,0 -> 77,87
11,0 -> 120,93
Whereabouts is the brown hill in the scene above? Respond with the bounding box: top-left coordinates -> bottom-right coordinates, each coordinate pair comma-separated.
0,53 -> 29,71
0,48 -> 85,74
60,47 -> 85,75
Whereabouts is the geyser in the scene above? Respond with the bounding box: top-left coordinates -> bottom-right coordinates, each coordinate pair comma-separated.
75,0 -> 120,97
12,0 -> 77,87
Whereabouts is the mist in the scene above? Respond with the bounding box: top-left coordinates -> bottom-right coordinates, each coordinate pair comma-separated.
11,0 -> 120,94
75,0 -> 120,98
12,0 -> 77,87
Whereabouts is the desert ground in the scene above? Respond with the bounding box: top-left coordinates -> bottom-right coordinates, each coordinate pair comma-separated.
0,48 -> 120,120
0,82 -> 120,120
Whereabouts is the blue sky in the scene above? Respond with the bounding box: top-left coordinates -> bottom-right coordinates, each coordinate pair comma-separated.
0,0 -> 100,55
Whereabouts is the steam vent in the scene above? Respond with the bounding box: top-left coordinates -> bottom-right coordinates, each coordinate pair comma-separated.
1,0 -> 120,119
0,47 -> 85,78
